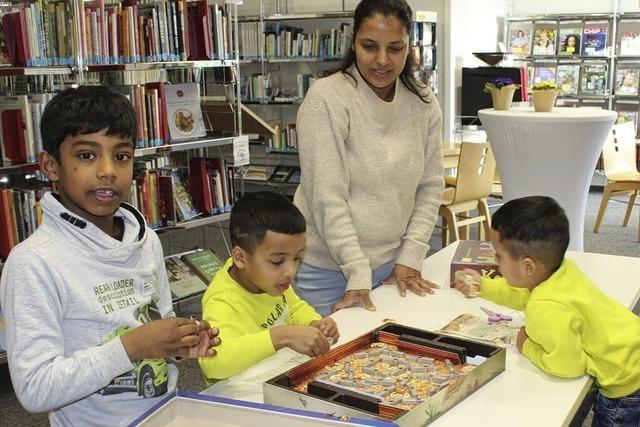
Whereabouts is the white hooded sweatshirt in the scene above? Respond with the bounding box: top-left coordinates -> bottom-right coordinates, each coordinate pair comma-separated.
0,193 -> 177,426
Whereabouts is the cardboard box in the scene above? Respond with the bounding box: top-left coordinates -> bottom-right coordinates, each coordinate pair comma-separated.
450,240 -> 501,288
263,323 -> 506,427
130,391 -> 393,426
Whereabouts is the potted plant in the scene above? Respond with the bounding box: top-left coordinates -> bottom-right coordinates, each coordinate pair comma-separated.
531,81 -> 561,112
484,77 -> 520,110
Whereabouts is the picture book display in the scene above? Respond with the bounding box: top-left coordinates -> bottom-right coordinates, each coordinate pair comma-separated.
581,63 -> 608,95
508,22 -> 532,55
439,312 -> 524,346
557,26 -> 581,56
532,25 -> 556,55
450,240 -> 500,289
163,83 -> 207,141
532,65 -> 557,87
181,249 -> 225,284
581,26 -> 608,56
620,31 -> 640,56
556,64 -> 581,95
615,67 -> 640,96
164,254 -> 208,300
614,106 -> 639,137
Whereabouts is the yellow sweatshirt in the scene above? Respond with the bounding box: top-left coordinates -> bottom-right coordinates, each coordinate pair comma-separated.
199,258 -> 321,380
481,259 -> 640,398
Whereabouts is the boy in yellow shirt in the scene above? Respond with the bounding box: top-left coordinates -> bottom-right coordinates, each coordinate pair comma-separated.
199,191 -> 339,380
455,196 -> 640,426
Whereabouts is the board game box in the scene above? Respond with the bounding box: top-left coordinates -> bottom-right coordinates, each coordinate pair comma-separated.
263,323 -> 506,426
450,240 -> 501,288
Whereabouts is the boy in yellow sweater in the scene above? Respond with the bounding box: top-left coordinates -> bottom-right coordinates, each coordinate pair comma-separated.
454,196 -> 639,426
199,191 -> 339,380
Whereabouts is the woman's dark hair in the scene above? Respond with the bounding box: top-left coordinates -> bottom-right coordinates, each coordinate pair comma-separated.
40,85 -> 137,161
329,0 -> 430,103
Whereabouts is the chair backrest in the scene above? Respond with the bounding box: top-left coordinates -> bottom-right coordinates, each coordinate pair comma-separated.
452,141 -> 497,204
602,121 -> 639,178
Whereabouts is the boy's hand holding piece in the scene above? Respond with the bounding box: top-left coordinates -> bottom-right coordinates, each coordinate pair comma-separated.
187,321 -> 221,358
310,318 -> 340,345
121,317 -> 221,360
453,269 -> 482,298
270,325 -> 331,358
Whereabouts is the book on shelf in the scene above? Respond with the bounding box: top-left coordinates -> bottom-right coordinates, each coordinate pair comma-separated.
170,169 -> 200,222
557,24 -> 582,56
508,21 -> 532,55
242,164 -> 273,182
269,165 -> 295,183
0,187 -> 44,260
532,65 -> 557,87
164,83 -> 206,141
620,31 -> 640,56
555,64 -> 580,95
532,22 -> 557,56
0,95 -> 36,165
287,168 -> 301,184
581,25 -> 608,56
450,240 -> 500,288
614,102 -> 640,137
580,63 -> 608,95
614,67 -> 640,96
181,248 -> 225,284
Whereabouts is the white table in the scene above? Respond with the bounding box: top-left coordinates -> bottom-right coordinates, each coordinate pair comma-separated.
202,243 -> 640,426
478,107 -> 616,251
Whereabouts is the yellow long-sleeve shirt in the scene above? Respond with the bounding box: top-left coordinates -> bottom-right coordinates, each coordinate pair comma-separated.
481,259 -> 640,398
199,258 -> 321,380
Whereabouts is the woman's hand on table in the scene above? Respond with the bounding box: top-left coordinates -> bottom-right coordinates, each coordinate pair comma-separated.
385,264 -> 440,297
332,290 -> 376,313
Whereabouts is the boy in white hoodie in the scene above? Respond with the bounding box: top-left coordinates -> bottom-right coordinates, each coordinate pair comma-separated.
0,86 -> 220,426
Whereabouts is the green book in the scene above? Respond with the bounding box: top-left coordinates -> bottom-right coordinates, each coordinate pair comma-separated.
181,249 -> 225,284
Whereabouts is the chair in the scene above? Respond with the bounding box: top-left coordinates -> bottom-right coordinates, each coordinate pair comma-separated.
439,141 -> 497,246
593,121 -> 640,240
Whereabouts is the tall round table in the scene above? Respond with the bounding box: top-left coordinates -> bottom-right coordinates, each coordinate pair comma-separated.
478,107 -> 616,251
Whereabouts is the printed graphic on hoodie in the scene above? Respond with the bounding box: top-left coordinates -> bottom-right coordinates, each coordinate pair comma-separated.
98,304 -> 169,398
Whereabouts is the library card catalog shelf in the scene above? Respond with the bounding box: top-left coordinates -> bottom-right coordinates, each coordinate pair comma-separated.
263,323 -> 505,427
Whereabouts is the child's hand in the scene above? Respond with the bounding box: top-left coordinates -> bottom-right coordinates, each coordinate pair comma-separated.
121,317 -> 204,361
453,269 -> 482,298
516,326 -> 528,353
187,320 -> 221,358
270,325 -> 330,357
310,318 -> 339,345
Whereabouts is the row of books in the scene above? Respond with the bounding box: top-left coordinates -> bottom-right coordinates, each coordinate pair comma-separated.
528,63 -> 608,96
238,21 -> 352,59
0,0 -> 232,68
0,93 -> 54,165
268,123 -> 298,151
128,157 -> 234,229
411,22 -> 435,47
240,73 -> 317,102
0,188 -> 46,260
164,248 -> 224,300
509,20 -> 610,57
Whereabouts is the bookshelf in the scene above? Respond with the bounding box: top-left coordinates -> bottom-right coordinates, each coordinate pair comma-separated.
0,0 -> 245,266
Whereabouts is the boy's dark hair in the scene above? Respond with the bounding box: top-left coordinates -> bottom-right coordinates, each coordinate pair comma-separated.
230,191 -> 306,252
491,196 -> 569,270
328,0 -> 430,104
40,85 -> 137,161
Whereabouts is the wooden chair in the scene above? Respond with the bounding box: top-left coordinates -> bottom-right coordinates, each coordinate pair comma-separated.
439,141 -> 497,246
593,121 -> 640,240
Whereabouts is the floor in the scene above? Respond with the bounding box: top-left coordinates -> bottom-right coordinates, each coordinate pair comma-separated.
0,188 -> 637,426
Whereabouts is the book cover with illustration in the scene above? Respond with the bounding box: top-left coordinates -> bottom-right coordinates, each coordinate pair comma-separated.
164,253 -> 209,300
508,22 -> 532,55
615,68 -> 640,96
181,249 -> 225,284
450,240 -> 500,288
581,27 -> 608,56
532,26 -> 556,55
164,83 -> 207,141
439,312 -> 524,346
580,63 -> 608,95
620,31 -> 640,56
532,65 -> 557,87
556,64 -> 581,95
614,107 -> 639,137
557,27 -> 581,56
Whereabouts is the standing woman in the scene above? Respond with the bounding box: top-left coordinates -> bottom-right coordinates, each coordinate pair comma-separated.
293,0 -> 444,317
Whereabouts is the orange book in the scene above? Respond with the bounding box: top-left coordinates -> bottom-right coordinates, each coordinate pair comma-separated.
0,189 -> 16,259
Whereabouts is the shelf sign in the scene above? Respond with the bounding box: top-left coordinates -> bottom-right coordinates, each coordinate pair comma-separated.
233,135 -> 250,166
415,11 -> 437,23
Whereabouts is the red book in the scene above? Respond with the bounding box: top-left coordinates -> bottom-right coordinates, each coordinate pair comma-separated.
189,157 -> 215,214
186,0 -> 212,60
158,174 -> 176,226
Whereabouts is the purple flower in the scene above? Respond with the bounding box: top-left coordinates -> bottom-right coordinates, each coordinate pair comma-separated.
494,77 -> 514,87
